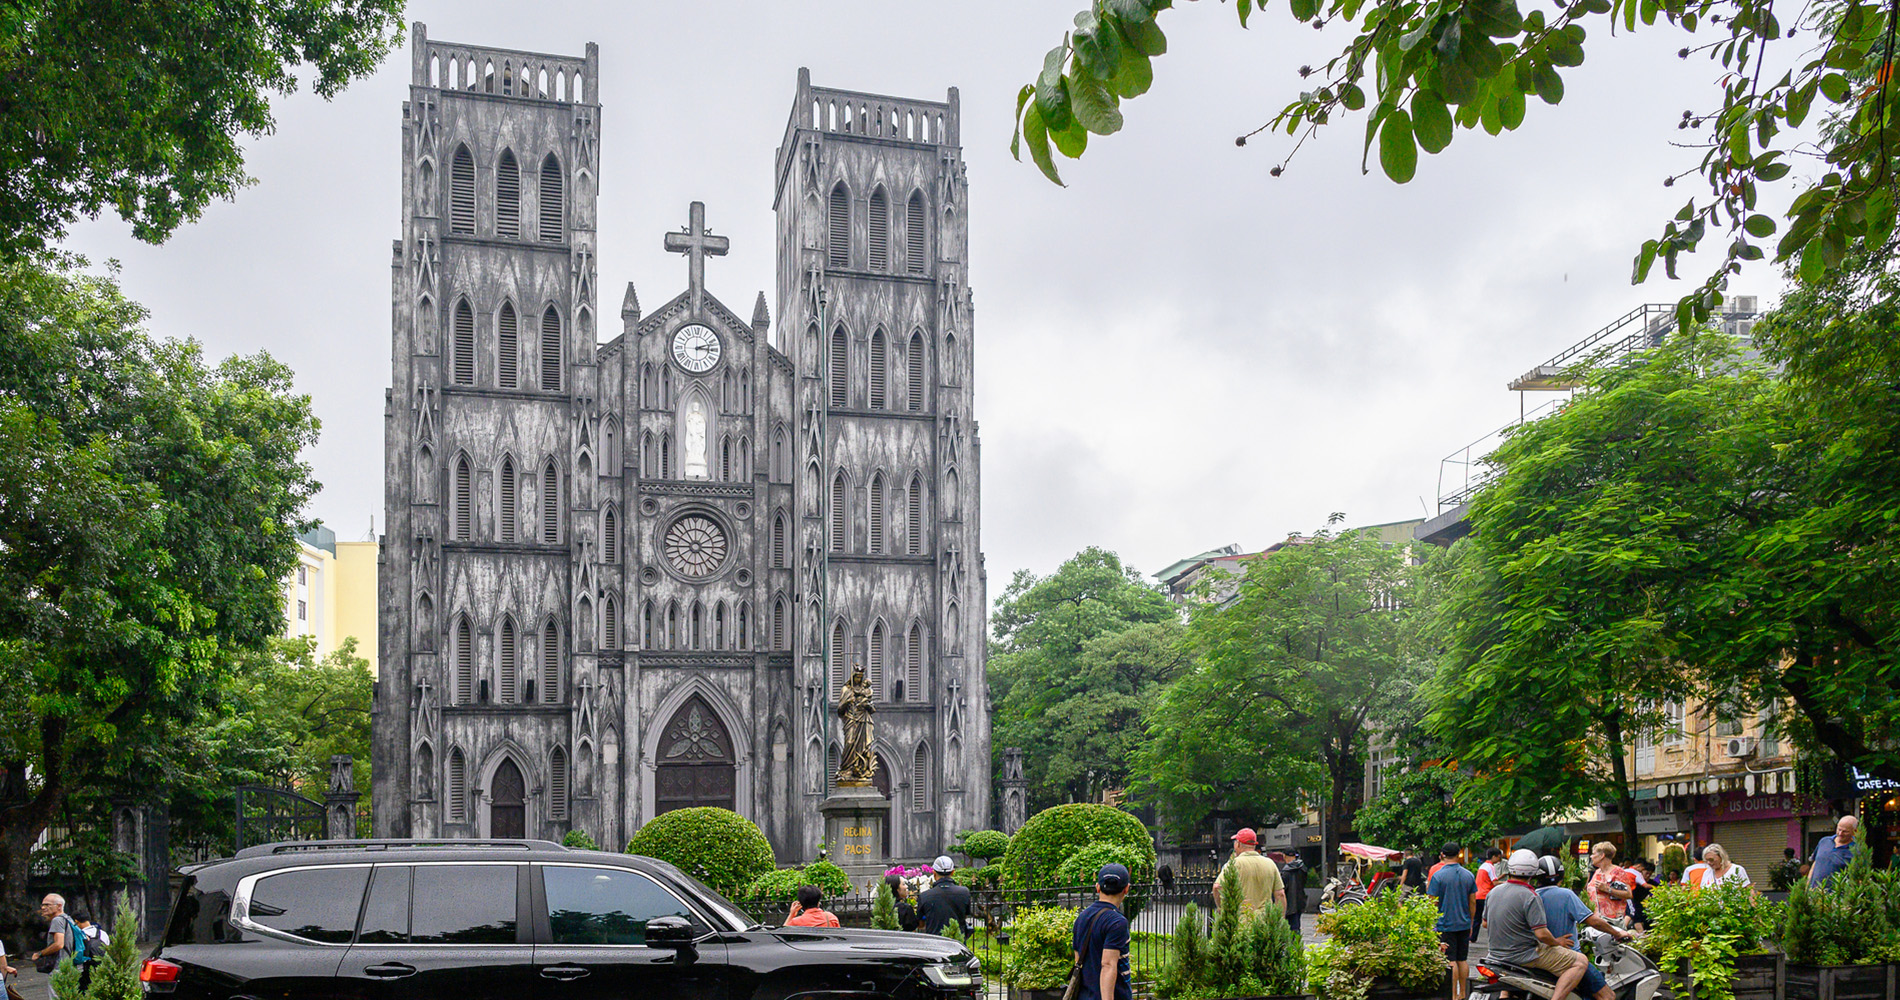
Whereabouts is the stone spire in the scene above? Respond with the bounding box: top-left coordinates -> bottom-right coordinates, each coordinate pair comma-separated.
621,282 -> 640,333
751,291 -> 771,336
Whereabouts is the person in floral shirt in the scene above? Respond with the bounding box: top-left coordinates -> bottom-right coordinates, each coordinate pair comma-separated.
1587,842 -> 1635,927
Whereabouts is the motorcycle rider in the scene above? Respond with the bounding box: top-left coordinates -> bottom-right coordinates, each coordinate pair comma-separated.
1533,856 -> 1633,1000
1484,849 -> 1606,1000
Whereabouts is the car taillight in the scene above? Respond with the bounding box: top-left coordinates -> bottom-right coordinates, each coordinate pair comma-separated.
1475,965 -> 1500,983
140,959 -> 181,984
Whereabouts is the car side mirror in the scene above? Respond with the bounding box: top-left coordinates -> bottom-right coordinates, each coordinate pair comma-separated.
645,915 -> 698,947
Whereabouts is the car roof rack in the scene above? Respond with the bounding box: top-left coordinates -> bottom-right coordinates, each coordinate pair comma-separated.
234,838 -> 569,859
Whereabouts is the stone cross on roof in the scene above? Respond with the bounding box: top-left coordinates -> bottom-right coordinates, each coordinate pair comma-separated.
664,201 -> 728,316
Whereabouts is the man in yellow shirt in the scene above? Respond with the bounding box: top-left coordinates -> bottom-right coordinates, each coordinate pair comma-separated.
1213,829 -> 1287,918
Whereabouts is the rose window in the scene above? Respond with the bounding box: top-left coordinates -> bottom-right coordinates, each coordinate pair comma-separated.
663,515 -> 728,578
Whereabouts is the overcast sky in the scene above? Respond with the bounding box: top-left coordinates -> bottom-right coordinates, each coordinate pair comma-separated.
64,0 -> 1788,592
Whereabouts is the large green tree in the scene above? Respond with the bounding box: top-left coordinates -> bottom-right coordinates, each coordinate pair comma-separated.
0,0 -> 404,254
0,257 -> 318,921
1139,526 -> 1437,857
988,548 -> 1185,811
1012,0 -> 1900,320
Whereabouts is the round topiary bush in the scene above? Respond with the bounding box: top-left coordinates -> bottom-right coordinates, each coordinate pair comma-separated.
1055,842 -> 1147,887
626,807 -> 775,899
562,829 -> 599,851
1000,803 -> 1157,891
961,829 -> 1012,863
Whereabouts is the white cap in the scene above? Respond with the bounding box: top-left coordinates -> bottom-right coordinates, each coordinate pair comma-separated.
1508,849 -> 1540,877
933,855 -> 956,872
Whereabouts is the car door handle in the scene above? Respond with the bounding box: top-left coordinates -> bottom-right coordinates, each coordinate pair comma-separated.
540,967 -> 591,981
362,963 -> 417,979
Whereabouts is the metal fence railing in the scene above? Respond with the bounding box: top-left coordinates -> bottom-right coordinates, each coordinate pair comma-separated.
740,879 -> 1219,999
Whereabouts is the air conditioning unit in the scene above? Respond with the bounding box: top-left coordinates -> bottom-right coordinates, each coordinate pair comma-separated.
1726,737 -> 1759,758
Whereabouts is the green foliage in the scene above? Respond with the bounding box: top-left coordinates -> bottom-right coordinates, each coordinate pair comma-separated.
627,807 -> 776,899
988,549 -> 1185,812
873,877 -> 900,931
1770,855 -> 1804,892
1661,843 -> 1689,884
1351,765 -> 1532,855
0,1 -> 404,254
563,829 -> 600,851
1641,882 -> 1779,1000
1160,895 -> 1305,1000
49,955 -> 82,1000
86,891 -> 145,1000
1251,906 -> 1307,995
953,865 -> 1003,889
1776,830 -> 1900,965
960,829 -> 1013,862
1003,904 -> 1081,989
1013,0 -> 1900,319
1307,890 -> 1444,1000
745,860 -> 855,902
1207,868 -> 1251,994
1057,842 -> 1148,888
1160,904 -> 1210,999
1000,803 -> 1158,890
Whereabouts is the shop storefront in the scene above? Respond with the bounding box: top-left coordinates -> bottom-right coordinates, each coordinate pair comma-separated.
1853,767 -> 1900,868
1692,784 -> 1826,881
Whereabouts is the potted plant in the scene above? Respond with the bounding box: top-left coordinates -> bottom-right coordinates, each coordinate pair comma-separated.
1306,888 -> 1446,1000
1003,904 -> 1080,1000
1157,868 -> 1310,1000
1778,838 -> 1900,1000
1640,881 -> 1781,1000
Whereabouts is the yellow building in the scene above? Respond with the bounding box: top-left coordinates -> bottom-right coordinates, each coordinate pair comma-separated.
284,525 -> 380,675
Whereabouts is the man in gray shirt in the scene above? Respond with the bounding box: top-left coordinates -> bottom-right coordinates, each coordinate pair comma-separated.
1485,851 -> 1606,1000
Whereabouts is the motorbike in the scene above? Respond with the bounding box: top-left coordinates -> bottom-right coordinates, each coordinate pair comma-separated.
1319,869 -> 1369,911
1472,926 -> 1665,1000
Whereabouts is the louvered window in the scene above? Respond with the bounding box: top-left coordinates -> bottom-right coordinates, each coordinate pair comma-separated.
829,328 -> 848,408
907,475 -> 924,555
454,617 -> 474,703
869,622 -> 885,697
541,460 -> 559,543
541,620 -> 560,702
499,619 -> 517,703
452,300 -> 475,385
498,303 -> 518,388
603,597 -> 618,650
660,434 -> 672,479
912,744 -> 932,811
548,747 -> 568,820
907,191 -> 927,273
869,330 -> 887,409
907,623 -> 924,700
720,436 -> 732,482
827,184 -> 850,268
447,749 -> 467,820
453,458 -> 472,541
907,332 -> 925,411
830,472 -> 847,552
541,307 -> 563,391
642,601 -> 655,649
772,599 -> 786,650
831,620 -> 847,697
496,150 -> 520,238
499,460 -> 517,542
450,145 -> 475,234
867,189 -> 889,270
869,474 -> 885,554
772,513 -> 786,567
540,153 -> 564,241
602,509 -> 618,563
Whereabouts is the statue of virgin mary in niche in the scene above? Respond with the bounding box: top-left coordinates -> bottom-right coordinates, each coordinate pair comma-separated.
683,393 -> 710,479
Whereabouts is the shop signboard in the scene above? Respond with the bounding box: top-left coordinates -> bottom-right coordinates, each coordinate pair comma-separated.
1262,824 -> 1294,849
1852,766 -> 1900,794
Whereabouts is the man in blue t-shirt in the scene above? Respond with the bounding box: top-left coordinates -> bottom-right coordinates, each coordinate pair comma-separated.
1810,816 -> 1862,888
1072,863 -> 1133,1000
1426,843 -> 1478,1000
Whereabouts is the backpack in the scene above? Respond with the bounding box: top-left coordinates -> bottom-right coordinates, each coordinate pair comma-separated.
71,922 -> 89,965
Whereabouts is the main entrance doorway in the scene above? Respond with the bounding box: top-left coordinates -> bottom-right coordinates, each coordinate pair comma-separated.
655,695 -> 736,814
490,759 -> 526,837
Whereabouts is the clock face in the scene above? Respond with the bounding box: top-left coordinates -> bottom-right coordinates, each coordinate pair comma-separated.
671,324 -> 722,373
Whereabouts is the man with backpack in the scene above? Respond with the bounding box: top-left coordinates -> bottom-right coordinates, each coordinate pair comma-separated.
72,912 -> 109,990
30,894 -> 80,1000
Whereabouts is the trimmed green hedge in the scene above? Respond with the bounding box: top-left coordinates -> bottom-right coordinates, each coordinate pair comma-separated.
1056,841 -> 1147,887
626,807 -> 776,898
960,829 -> 1012,862
1000,803 -> 1157,890
746,860 -> 856,902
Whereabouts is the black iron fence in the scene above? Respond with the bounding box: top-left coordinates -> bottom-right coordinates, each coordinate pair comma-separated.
739,879 -> 1221,999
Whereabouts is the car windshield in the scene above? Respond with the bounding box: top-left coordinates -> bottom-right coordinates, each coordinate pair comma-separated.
646,860 -> 756,929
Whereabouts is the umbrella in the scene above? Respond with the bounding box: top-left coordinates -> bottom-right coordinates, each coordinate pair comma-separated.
1338,842 -> 1403,861
1514,825 -> 1568,857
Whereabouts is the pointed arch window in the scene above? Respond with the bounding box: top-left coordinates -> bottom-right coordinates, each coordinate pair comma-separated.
907,190 -> 927,273
772,512 -> 787,568
453,457 -> 473,541
907,622 -> 924,701
450,144 -> 475,234
498,617 -> 518,703
498,302 -> 519,388
499,458 -> 517,542
739,435 -> 750,480
772,597 -> 787,650
541,619 -> 561,703
946,468 -> 960,519
665,602 -> 680,649
447,748 -> 467,821
454,616 -> 474,704
772,428 -> 788,482
869,621 -> 886,696
868,189 -> 890,270
714,602 -> 728,651
452,299 -> 475,385
912,743 -> 932,811
602,508 -> 618,563
830,471 -> 848,552
642,600 -> 655,649
691,602 -> 704,650
548,746 -> 569,820
737,602 -> 750,650
945,332 -> 959,386
869,329 -> 887,409
541,306 -> 563,391
660,433 -> 673,479
831,619 -> 848,698
907,331 -> 926,411
906,474 -> 924,555
496,150 -> 520,238
641,431 -> 655,478
869,473 -> 886,554
541,459 -> 560,543
720,435 -> 732,482
829,327 -> 848,408
604,417 -> 620,472
540,153 -> 565,241
827,183 -> 850,268
603,596 -> 619,651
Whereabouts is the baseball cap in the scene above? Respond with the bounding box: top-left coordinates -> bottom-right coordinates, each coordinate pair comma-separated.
1231,828 -> 1258,845
934,855 -> 956,873
1097,863 -> 1130,893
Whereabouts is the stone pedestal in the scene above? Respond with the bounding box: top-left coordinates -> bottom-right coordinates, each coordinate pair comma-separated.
819,783 -> 891,878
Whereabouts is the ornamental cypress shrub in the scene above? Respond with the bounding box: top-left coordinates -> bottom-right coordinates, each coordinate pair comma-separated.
627,806 -> 775,899
1207,865 -> 1250,994
873,878 -> 900,930
1159,903 -> 1209,999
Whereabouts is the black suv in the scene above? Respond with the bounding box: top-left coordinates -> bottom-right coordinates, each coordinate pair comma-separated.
145,839 -> 982,1000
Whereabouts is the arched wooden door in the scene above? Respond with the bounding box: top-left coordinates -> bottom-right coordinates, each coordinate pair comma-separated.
490,759 -> 527,838
655,695 -> 736,815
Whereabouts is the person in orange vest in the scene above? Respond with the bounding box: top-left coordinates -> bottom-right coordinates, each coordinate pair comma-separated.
1470,847 -> 1503,943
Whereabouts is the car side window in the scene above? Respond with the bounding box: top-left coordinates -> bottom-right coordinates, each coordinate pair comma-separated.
543,866 -> 703,945
357,865 -> 411,943
412,865 -> 519,944
248,867 -> 371,944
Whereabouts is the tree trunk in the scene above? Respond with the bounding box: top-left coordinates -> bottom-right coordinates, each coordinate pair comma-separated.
1603,712 -> 1640,854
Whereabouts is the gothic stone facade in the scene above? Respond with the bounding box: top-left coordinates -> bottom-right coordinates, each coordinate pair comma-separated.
372,25 -> 990,862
